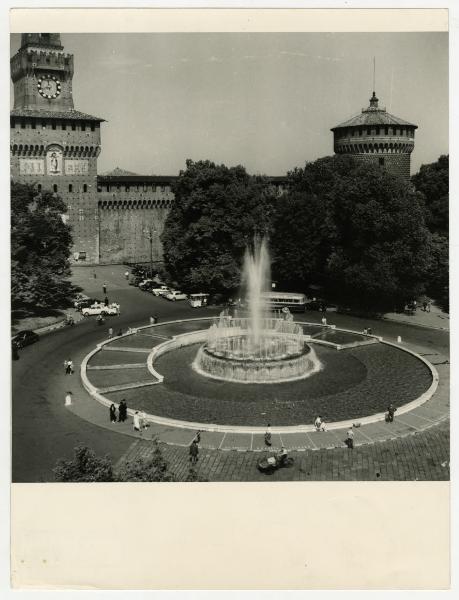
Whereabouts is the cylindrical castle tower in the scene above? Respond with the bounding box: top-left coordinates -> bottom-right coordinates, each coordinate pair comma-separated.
331,92 -> 417,181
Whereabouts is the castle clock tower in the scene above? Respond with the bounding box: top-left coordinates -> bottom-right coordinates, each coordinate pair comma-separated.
10,33 -> 105,264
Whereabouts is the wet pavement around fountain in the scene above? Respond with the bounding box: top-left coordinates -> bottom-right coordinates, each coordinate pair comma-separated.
76,317 -> 448,458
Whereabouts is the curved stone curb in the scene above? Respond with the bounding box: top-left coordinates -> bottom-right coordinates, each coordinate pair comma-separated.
81,318 -> 440,437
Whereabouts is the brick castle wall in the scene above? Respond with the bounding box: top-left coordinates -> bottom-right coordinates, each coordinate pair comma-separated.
351,152 -> 411,181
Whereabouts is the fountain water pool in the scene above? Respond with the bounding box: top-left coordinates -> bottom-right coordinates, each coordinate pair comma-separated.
192,237 -> 322,383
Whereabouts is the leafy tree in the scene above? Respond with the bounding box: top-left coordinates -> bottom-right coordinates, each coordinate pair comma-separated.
54,441 -> 208,482
271,156 -> 433,313
115,439 -> 177,482
161,159 -> 277,296
412,155 -> 449,237
53,445 -> 114,482
425,233 -> 449,312
270,191 -> 334,290
11,182 -> 75,311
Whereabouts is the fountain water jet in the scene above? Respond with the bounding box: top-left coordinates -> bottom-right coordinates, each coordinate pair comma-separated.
193,236 -> 322,383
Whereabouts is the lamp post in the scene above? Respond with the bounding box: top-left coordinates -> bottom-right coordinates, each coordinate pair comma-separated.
144,226 -> 157,278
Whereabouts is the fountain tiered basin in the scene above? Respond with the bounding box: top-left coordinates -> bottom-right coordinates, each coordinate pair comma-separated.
193,313 -> 322,383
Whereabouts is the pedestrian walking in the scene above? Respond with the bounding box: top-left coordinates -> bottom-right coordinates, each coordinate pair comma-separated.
109,403 -> 117,423
125,270 -> 129,280
346,427 -> 354,449
108,327 -> 113,339
103,283 -> 107,295
189,440 -> 199,464
133,411 -> 142,433
321,316 -> 327,326
118,399 -> 127,422
93,270 -> 97,279
386,403 -> 397,423
367,327 -> 372,335
264,423 -> 272,446
427,299 -> 431,313
12,343 -> 19,361
104,296 -> 109,306
65,391 -> 73,406
64,359 -> 73,375
195,430 -> 201,444
117,329 -> 123,337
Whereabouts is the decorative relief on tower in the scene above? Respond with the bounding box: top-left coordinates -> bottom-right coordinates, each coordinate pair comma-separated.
65,159 -> 89,175
46,145 -> 63,176
19,158 -> 45,175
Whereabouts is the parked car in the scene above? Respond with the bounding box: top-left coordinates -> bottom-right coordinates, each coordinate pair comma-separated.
81,303 -> 120,317
74,297 -> 101,311
151,285 -> 170,297
12,330 -> 40,349
140,281 -> 156,292
73,293 -> 88,308
165,290 -> 188,301
138,279 -> 155,290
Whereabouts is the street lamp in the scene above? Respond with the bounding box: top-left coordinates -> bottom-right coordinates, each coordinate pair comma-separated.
143,226 -> 157,278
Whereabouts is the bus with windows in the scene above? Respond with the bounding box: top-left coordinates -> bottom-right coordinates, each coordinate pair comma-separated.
260,292 -> 307,313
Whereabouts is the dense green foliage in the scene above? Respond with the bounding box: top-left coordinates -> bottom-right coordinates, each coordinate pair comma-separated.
412,155 -> 449,237
116,439 -> 177,482
161,154 -> 446,313
54,442 -> 207,482
161,159 -> 277,296
11,182 -> 75,311
271,155 -> 432,312
411,156 -> 449,311
53,445 -> 114,482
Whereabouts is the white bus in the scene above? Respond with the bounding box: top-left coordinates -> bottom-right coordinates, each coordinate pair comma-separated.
188,293 -> 209,308
260,292 -> 307,313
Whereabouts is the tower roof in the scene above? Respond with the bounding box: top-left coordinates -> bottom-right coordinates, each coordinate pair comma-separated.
10,108 -> 105,122
331,92 -> 417,131
20,33 -> 63,51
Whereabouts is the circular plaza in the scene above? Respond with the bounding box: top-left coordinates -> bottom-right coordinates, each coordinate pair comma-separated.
80,317 -> 441,450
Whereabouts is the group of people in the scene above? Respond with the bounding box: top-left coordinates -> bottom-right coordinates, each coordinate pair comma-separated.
109,399 -> 128,423
109,401 -> 152,434
362,327 -> 373,335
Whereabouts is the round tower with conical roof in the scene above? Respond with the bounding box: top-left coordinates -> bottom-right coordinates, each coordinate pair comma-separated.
331,92 -> 417,181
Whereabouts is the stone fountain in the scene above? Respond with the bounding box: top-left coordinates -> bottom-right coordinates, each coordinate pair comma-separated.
193,237 -> 322,384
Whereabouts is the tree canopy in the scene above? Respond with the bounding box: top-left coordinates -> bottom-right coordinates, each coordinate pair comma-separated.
11,182 -> 75,311
412,155 -> 449,237
53,445 -> 114,482
411,155 -> 449,311
270,155 -> 433,312
161,159 -> 277,296
53,442 -> 207,482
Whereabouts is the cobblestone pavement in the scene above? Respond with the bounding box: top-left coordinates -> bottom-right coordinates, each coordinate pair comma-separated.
117,418 -> 450,481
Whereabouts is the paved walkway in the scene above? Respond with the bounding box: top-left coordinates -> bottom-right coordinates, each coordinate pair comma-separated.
117,419 -> 450,481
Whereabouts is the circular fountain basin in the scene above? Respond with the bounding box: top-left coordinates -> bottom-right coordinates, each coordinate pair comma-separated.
193,335 -> 322,384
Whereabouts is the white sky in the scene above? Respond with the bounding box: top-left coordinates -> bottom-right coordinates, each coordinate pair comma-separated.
10,32 -> 448,176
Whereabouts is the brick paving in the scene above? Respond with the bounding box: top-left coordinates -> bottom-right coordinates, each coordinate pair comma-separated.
117,418 -> 449,481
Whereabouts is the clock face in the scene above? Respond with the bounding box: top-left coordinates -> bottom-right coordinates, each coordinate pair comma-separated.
37,75 -> 62,99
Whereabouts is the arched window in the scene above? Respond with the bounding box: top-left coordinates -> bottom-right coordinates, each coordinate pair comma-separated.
53,184 -> 58,193
83,184 -> 88,193
69,184 -> 73,193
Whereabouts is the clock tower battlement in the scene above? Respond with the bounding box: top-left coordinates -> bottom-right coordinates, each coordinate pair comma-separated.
11,33 -> 74,111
